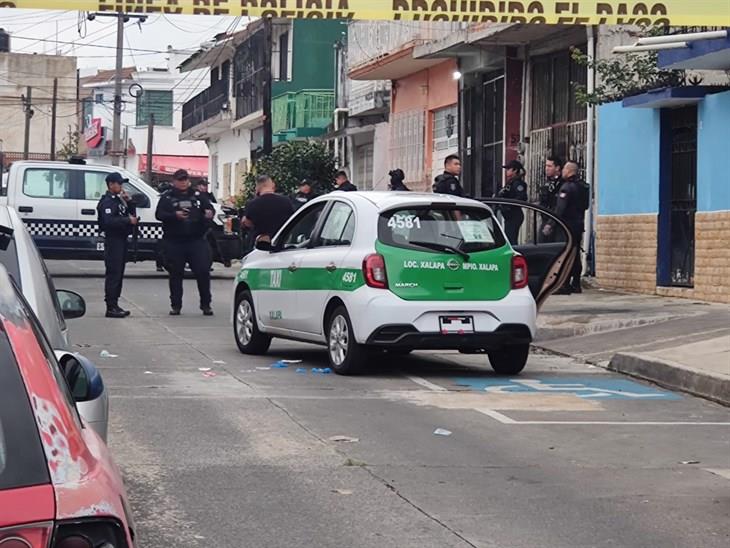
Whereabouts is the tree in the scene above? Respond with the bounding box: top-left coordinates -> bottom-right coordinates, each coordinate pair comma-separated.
239,141 -> 336,205
57,125 -> 80,160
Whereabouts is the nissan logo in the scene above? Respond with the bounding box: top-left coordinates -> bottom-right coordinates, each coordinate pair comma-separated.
447,258 -> 460,271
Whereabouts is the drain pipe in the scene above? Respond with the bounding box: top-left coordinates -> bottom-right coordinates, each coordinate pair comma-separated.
585,25 -> 596,277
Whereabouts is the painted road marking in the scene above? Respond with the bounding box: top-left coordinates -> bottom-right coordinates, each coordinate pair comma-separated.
404,376 -> 730,426
453,376 -> 682,400
704,469 -> 730,481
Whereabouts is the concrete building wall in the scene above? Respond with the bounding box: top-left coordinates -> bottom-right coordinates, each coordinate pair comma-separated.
0,53 -> 77,157
208,128 -> 251,200
697,90 -> 730,213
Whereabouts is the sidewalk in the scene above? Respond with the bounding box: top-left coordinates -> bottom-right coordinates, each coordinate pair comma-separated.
536,288 -> 730,405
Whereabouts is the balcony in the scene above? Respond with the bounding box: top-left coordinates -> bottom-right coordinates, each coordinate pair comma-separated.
180,78 -> 230,140
272,90 -> 335,141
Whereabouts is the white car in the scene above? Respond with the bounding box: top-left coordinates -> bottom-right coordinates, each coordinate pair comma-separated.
232,192 -> 575,375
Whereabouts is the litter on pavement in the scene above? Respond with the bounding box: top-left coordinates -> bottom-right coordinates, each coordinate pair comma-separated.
202,371 -> 217,378
296,368 -> 308,374
329,435 -> 360,443
312,368 -> 332,374
272,362 -> 289,368
256,366 -> 271,371
198,367 -> 212,372
144,371 -> 154,375
99,350 -> 118,358
332,489 -> 353,495
680,460 -> 700,465
281,359 -> 303,364
433,428 -> 453,437
212,360 -> 226,365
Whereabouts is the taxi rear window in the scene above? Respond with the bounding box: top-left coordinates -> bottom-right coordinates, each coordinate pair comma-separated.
378,206 -> 506,254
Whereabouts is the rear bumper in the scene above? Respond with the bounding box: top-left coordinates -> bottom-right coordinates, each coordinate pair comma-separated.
366,323 -> 532,350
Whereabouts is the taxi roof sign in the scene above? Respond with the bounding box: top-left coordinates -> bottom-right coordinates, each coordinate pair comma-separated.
1,1 -> 729,27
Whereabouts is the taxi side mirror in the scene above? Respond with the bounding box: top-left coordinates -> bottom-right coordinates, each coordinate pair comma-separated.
255,239 -> 272,252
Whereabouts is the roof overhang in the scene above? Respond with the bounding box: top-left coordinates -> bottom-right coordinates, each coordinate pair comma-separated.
622,86 -> 726,109
658,35 -> 730,71
348,45 -> 446,81
178,19 -> 266,73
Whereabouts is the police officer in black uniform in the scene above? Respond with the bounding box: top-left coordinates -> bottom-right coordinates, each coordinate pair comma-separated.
433,154 -> 463,197
195,179 -> 217,204
334,171 -> 357,192
497,160 -> 528,245
547,161 -> 589,294
389,169 -> 410,191
155,169 -> 216,316
97,172 -> 138,318
291,178 -> 318,210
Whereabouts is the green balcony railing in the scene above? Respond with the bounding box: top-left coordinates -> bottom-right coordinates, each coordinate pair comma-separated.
271,90 -> 335,136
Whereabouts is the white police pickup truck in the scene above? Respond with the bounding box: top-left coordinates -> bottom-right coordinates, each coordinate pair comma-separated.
0,158 -> 242,265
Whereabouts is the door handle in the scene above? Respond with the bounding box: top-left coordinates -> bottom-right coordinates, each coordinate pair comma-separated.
81,209 -> 96,215
18,206 -> 33,213
288,263 -> 298,272
325,263 -> 337,272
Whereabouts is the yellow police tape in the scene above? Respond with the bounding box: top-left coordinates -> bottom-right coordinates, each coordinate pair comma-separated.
1,1 -> 728,26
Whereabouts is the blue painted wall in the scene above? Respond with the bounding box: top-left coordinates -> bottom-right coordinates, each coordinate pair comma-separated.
697,90 -> 730,212
597,102 -> 662,215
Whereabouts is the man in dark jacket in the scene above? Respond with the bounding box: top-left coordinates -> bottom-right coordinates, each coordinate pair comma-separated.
433,154 -> 463,197
195,179 -> 217,204
242,175 -> 295,243
291,178 -> 318,210
334,171 -> 357,192
97,172 -> 138,318
546,161 -> 589,294
155,169 -> 216,316
389,169 -> 410,191
497,160 -> 528,245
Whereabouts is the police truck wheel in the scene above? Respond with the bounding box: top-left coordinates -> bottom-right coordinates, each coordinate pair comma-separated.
488,344 -> 529,375
326,306 -> 367,375
234,291 -> 271,355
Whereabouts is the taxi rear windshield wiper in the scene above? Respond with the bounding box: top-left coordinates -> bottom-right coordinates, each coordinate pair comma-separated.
410,241 -> 470,260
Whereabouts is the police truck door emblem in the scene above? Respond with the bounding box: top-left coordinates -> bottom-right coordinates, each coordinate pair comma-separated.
447,258 -> 460,271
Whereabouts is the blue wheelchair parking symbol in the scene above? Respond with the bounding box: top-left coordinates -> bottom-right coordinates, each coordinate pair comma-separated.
452,377 -> 681,400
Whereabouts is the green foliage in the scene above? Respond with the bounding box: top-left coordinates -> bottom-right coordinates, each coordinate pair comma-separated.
571,46 -> 685,106
240,141 -> 336,206
57,125 -> 80,160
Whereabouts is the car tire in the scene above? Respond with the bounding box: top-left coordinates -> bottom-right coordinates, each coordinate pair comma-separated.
488,344 -> 529,375
326,306 -> 367,375
234,290 -> 271,355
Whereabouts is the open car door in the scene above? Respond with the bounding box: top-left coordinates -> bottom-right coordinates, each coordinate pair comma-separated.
480,198 -> 577,310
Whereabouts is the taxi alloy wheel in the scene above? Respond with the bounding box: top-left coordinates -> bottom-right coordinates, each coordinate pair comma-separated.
327,306 -> 366,375
488,343 -> 529,376
234,290 -> 271,355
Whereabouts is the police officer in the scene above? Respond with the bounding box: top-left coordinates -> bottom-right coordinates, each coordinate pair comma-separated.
497,160 -> 528,245
291,178 -> 318,210
389,169 -> 410,191
539,155 -> 563,211
97,172 -> 138,318
433,154 -> 463,197
155,169 -> 216,316
545,161 -> 589,294
195,179 -> 217,204
334,171 -> 357,192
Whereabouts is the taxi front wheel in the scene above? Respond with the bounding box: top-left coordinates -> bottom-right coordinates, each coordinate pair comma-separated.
488,344 -> 529,375
327,306 -> 367,375
234,290 -> 272,355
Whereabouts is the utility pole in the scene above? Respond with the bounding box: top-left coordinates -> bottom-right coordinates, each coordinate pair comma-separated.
22,86 -> 33,160
146,113 -> 154,184
87,11 -> 147,166
50,77 -> 58,160
262,17 -> 273,155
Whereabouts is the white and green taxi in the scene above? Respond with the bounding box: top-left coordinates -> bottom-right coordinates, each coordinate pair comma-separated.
232,192 -> 575,375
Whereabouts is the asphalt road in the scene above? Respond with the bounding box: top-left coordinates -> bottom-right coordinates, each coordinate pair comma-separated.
51,262 -> 730,548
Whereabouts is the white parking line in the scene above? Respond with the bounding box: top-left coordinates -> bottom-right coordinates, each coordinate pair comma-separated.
404,375 -> 730,426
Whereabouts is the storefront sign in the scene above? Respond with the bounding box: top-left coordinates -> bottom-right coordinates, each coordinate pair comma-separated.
1,1 -> 728,26
84,118 -> 103,149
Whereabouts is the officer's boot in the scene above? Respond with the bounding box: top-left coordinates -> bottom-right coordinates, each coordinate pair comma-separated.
106,306 -> 127,319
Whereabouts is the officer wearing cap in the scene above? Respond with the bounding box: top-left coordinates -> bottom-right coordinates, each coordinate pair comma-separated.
96,172 -> 138,318
291,178 -> 318,210
155,169 -> 216,316
497,159 -> 528,245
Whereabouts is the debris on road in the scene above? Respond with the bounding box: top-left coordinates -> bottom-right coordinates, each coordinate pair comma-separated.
343,458 -> 367,467
256,366 -> 271,371
296,368 -> 308,374
198,367 -> 212,372
99,350 -> 118,358
680,460 -> 700,465
213,360 -> 226,365
433,428 -> 453,437
281,359 -> 303,364
202,371 -> 217,378
329,435 -> 359,443
312,367 -> 332,374
272,362 -> 289,369
332,489 -> 353,495
144,371 -> 154,375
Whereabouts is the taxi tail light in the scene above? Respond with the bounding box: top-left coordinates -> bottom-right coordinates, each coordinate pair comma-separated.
0,522 -> 53,547
512,255 -> 528,290
363,254 -> 388,289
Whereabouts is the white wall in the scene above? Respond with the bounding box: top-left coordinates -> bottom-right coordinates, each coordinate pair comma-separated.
207,127 -> 251,199
372,122 -> 391,191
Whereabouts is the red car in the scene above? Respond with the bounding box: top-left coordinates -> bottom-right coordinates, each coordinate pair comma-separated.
0,264 -> 135,547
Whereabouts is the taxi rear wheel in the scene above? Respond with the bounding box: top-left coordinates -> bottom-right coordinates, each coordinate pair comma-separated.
327,306 -> 366,375
488,344 -> 529,375
234,290 -> 271,355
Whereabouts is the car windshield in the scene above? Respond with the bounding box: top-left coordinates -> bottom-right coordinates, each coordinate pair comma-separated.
378,206 -> 506,255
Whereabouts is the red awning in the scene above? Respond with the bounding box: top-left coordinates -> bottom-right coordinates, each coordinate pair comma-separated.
138,155 -> 208,178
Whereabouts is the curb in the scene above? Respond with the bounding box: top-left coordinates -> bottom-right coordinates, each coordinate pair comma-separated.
608,352 -> 730,407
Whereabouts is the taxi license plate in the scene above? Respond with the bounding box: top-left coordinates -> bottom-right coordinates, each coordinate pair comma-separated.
439,315 -> 474,334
